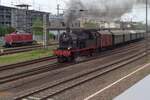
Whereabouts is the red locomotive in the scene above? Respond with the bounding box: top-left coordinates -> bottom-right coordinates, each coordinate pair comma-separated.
54,29 -> 145,63
4,31 -> 33,47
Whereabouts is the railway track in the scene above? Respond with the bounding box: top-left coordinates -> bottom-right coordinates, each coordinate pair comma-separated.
22,51 -> 145,100
0,45 -> 141,91
0,43 -> 58,56
14,46 -> 145,100
0,41 -> 146,100
0,41 -> 144,72
0,56 -> 57,71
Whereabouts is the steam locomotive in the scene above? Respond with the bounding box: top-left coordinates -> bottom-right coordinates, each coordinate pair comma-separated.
54,29 -> 145,63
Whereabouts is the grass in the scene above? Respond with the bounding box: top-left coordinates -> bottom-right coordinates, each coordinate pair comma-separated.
0,45 -> 3,49
0,46 -> 57,65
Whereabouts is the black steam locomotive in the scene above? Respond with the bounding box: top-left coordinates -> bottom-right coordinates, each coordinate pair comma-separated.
54,29 -> 145,63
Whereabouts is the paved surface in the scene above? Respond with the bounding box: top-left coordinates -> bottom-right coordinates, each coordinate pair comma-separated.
114,75 -> 150,100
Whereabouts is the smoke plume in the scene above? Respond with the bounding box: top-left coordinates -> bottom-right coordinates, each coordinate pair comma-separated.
65,0 -> 150,24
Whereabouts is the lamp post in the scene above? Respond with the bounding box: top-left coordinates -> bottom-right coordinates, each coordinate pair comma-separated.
43,14 -> 47,48
146,0 -> 148,33
145,0 -> 149,60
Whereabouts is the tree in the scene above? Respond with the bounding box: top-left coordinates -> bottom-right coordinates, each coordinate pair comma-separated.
7,26 -> 16,34
0,26 -> 5,36
0,26 -> 16,36
32,17 -> 43,35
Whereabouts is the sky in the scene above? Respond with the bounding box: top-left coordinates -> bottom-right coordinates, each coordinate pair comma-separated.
0,0 -> 150,22
122,4 -> 150,23
0,0 -> 68,14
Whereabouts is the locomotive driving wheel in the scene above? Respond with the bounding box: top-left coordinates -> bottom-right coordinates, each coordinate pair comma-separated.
57,56 -> 66,63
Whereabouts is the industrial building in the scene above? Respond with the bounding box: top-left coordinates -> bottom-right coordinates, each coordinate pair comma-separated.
0,5 -> 12,26
0,5 -> 49,33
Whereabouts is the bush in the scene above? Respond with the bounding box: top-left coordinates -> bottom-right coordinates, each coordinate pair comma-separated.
48,32 -> 55,39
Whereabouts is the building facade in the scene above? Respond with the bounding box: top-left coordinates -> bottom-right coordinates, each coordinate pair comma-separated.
49,14 -> 80,28
0,5 -> 12,26
0,5 -> 49,33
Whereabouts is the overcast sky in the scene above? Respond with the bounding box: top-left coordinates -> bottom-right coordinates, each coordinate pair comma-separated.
0,0 -> 150,22
0,0 -> 68,14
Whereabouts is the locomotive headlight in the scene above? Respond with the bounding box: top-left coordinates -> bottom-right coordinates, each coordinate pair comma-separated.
68,47 -> 72,50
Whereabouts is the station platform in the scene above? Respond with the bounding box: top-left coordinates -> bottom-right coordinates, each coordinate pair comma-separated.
114,75 -> 150,100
